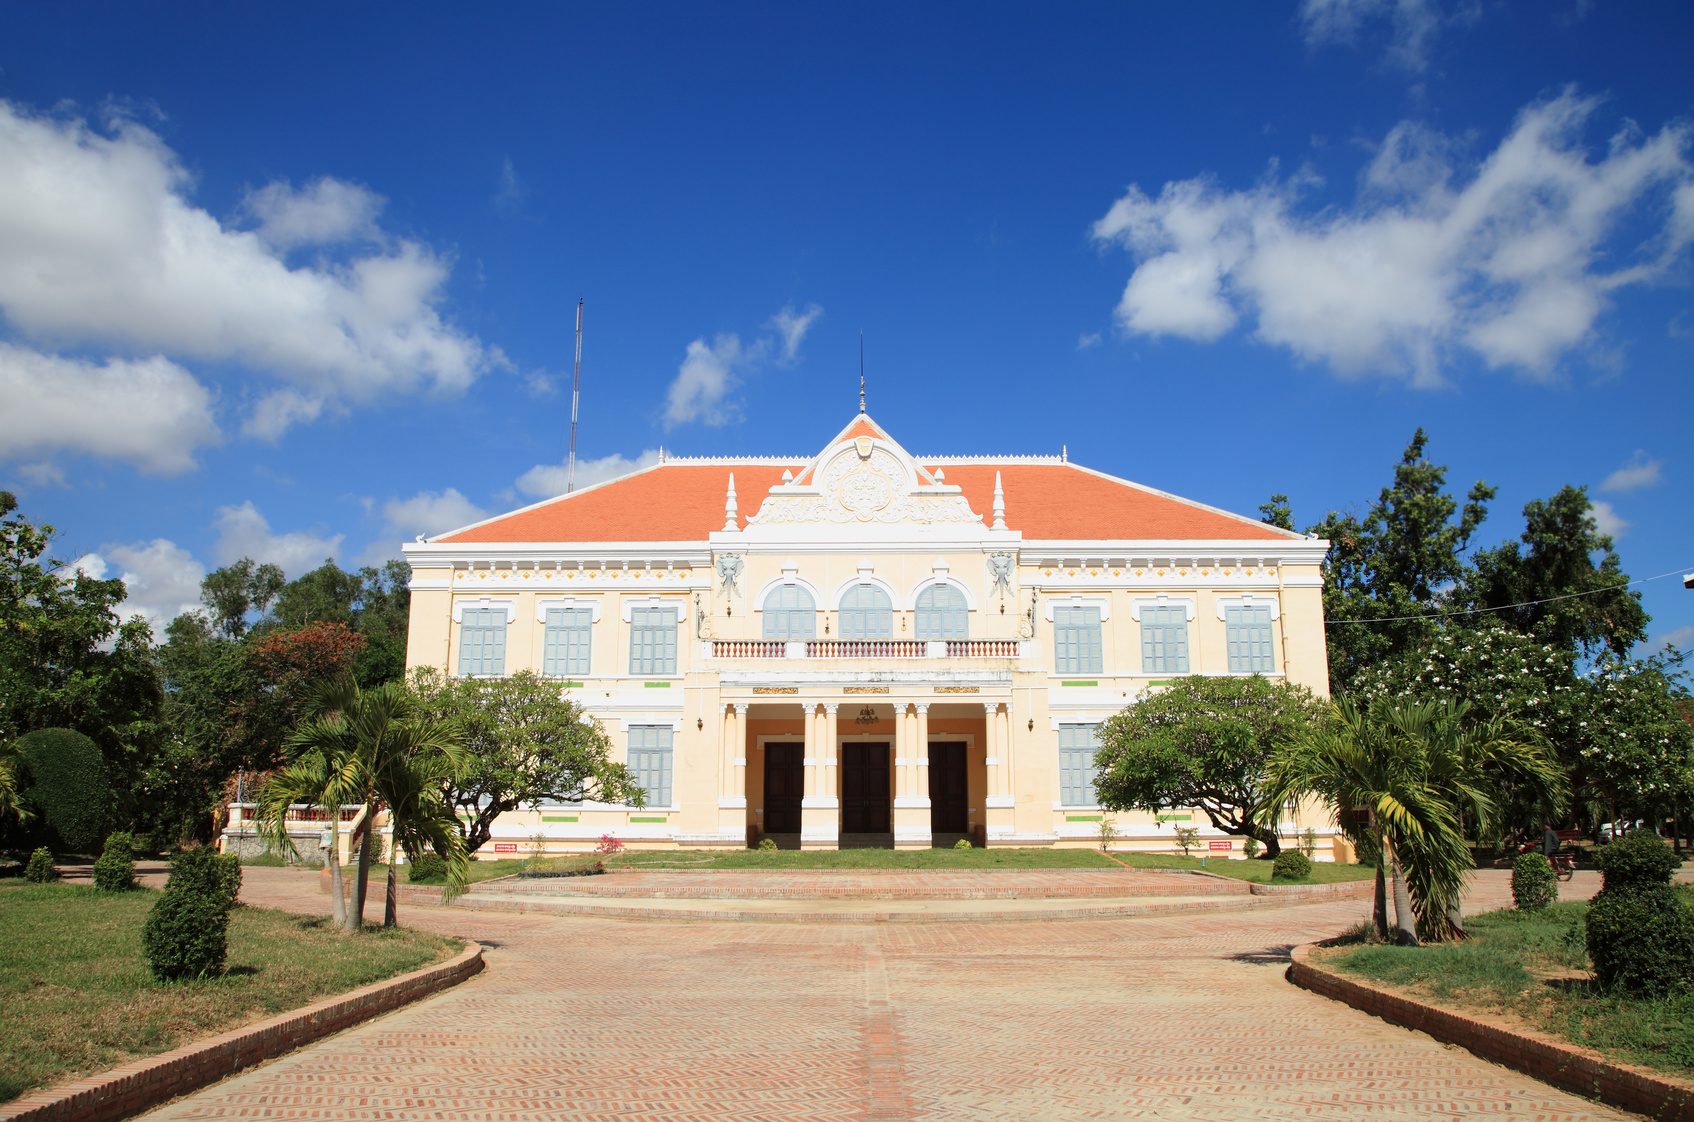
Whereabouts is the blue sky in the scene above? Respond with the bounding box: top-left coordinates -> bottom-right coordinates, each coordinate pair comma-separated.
0,1 -> 1689,650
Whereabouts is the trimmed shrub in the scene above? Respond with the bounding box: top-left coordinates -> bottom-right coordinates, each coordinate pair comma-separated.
92,831 -> 136,891
1511,852 -> 1558,910
954,838 -> 972,849
16,728 -> 110,854
142,847 -> 243,981
24,846 -> 56,882
408,852 -> 448,883
1586,832 -> 1694,997
1242,836 -> 1261,859
1271,850 -> 1313,880
758,837 -> 778,851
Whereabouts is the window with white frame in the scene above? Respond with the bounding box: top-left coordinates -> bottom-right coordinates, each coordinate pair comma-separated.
457,607 -> 507,676
1053,605 -> 1103,674
542,607 -> 592,677
1058,723 -> 1100,806
761,583 -> 816,640
628,606 -> 678,675
626,725 -> 673,807
1225,605 -> 1275,673
914,583 -> 968,639
1140,605 -> 1190,674
839,583 -> 893,639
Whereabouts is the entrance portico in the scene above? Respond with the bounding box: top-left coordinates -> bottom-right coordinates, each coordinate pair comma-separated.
720,688 -> 1015,849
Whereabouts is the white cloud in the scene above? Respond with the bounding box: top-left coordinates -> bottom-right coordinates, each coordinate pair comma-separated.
0,343 -> 219,473
1077,332 -> 1103,349
516,448 -> 663,499
1299,0 -> 1471,72
242,177 -> 383,249
63,540 -> 208,639
1653,625 -> 1694,653
493,158 -> 527,213
383,488 -> 488,539
664,335 -> 754,428
0,100 -> 495,445
767,303 -> 822,364
1599,450 -> 1663,493
212,501 -> 343,576
1589,499 -> 1628,538
1092,92 -> 1694,386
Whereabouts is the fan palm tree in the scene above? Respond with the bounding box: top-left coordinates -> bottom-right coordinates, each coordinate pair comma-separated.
259,679 -> 465,933
257,742 -> 352,929
373,729 -> 469,927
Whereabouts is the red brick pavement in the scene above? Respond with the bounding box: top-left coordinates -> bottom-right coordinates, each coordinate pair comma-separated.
131,866 -> 1634,1121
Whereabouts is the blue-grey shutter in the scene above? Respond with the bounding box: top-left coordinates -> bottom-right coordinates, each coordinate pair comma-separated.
762,584 -> 816,640
543,608 -> 592,676
457,608 -> 507,676
1058,724 -> 1099,805
1141,606 -> 1190,674
1226,605 -> 1274,673
914,584 -> 968,639
840,584 -> 892,639
630,607 -> 678,675
1053,607 -> 1102,674
627,725 -> 674,806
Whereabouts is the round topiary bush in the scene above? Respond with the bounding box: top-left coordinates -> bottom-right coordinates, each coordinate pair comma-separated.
408,852 -> 448,883
1271,850 -> 1313,880
954,837 -> 972,849
758,837 -> 778,851
16,728 -> 110,854
1242,836 -> 1261,859
1586,831 -> 1694,997
24,846 -> 57,882
142,847 -> 243,981
92,831 -> 136,891
1511,852 -> 1558,910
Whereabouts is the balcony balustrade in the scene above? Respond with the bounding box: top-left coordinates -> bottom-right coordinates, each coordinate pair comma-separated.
708,639 -> 1023,660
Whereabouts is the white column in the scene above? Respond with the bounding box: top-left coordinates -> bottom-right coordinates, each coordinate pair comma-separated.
721,703 -> 737,801
824,704 -> 840,794
803,703 -> 817,798
915,703 -> 931,803
733,703 -> 747,799
892,704 -> 907,798
984,702 -> 1000,799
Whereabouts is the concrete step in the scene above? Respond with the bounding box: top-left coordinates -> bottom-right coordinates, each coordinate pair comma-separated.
474,868 -> 1252,901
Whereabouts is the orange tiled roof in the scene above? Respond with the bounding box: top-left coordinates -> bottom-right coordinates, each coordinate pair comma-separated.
437,460 -> 1289,544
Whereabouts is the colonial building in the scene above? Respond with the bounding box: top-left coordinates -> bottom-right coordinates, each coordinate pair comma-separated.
401,413 -> 1334,855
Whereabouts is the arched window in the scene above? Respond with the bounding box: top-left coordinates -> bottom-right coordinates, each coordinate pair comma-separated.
914,583 -> 969,639
839,583 -> 893,639
761,583 -> 816,640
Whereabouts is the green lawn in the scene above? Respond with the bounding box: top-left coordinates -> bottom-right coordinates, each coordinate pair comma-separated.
1109,851 -> 1379,884
1319,903 -> 1694,1077
0,883 -> 459,1104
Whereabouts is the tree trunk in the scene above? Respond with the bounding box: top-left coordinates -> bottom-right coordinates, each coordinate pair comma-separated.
347,809 -> 373,933
1373,859 -> 1388,940
327,816 -> 347,929
1445,899 -> 1465,940
383,855 -> 399,928
1389,853 -> 1419,946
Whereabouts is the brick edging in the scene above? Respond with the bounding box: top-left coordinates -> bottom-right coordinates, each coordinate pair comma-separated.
1,941 -> 484,1122
1289,942 -> 1694,1121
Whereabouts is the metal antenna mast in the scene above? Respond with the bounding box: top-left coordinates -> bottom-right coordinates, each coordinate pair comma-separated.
566,298 -> 583,493
858,330 -> 865,413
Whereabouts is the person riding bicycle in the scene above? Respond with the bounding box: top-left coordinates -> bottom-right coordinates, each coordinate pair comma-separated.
1541,823 -> 1560,858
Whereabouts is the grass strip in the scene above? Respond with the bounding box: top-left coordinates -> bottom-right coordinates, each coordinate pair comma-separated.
1322,902 -> 1694,1077
0,883 -> 458,1104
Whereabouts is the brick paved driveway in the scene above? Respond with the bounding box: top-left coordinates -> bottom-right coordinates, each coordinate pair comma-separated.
140,868 -> 1633,1121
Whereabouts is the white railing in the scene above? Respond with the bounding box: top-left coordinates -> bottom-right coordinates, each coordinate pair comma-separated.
711,640 -> 787,658
705,639 -> 1025,660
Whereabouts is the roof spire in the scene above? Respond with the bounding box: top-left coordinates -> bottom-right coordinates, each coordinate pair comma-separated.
992,471 -> 1007,530
858,330 -> 865,413
723,473 -> 739,532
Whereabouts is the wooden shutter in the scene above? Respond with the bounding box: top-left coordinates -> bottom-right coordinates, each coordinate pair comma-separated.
762,584 -> 816,641
841,584 -> 892,640
915,584 -> 968,639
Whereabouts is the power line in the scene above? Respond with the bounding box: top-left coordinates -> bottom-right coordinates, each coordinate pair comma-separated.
1324,565 -> 1693,626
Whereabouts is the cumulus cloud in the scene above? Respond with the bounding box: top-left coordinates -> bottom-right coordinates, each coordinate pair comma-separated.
242,177 -> 383,248
1299,0 -> 1473,72
0,99 -> 496,449
0,343 -> 219,473
1589,499 -> 1629,538
1600,450 -> 1664,493
212,501 -> 343,576
70,539 -> 208,637
1653,624 -> 1694,653
515,448 -> 663,499
662,303 -> 824,429
768,303 -> 823,364
383,488 -> 488,539
1092,92 -> 1694,386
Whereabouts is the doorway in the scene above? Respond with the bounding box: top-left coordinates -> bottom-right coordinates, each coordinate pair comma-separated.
841,742 -> 891,834
929,741 -> 968,834
763,742 -> 804,834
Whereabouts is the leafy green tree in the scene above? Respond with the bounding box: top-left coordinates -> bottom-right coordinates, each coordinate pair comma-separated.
1093,676 -> 1325,857
267,559 -> 410,687
1306,430 -> 1496,695
199,559 -> 286,639
1258,494 -> 1295,532
0,738 -> 26,827
409,668 -> 642,855
1460,486 -> 1648,661
15,727 -> 111,853
1576,652 -> 1694,833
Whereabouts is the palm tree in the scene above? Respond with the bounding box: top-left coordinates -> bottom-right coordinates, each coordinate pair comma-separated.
259,679 -> 465,932
373,730 -> 469,927
0,739 -> 29,825
257,744 -> 352,929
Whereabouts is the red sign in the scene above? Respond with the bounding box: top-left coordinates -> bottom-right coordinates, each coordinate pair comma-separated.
493,843 -> 518,853
1207,840 -> 1233,851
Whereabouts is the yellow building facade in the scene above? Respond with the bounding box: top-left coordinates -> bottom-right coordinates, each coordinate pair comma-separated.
402,413 -> 1336,856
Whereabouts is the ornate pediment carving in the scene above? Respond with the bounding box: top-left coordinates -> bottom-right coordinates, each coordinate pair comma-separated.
748,441 -> 982,527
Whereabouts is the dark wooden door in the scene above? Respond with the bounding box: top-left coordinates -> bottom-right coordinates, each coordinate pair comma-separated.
841,742 -> 890,833
763,743 -> 804,833
929,742 -> 968,834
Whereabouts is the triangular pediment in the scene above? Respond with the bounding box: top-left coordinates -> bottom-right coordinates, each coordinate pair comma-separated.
744,413 -> 983,531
